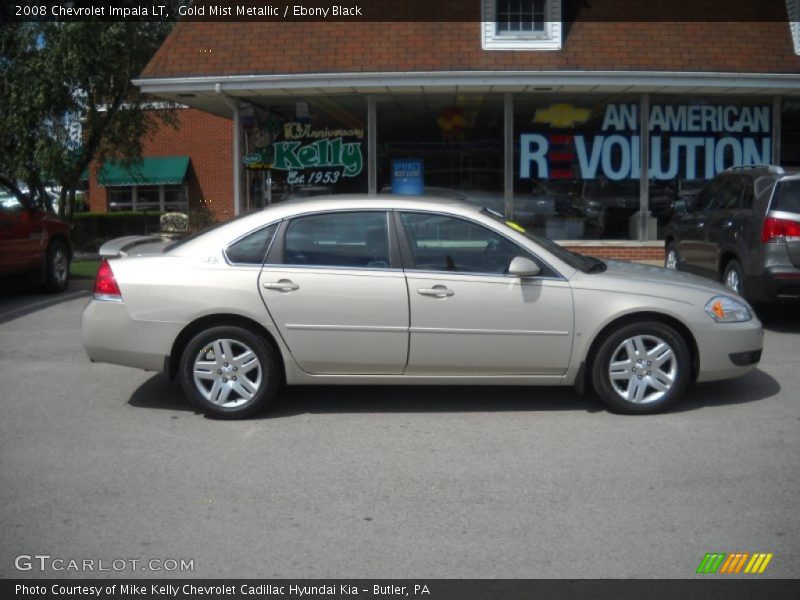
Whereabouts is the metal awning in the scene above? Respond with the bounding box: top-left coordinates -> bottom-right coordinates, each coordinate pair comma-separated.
99,156 -> 190,187
133,70 -> 800,118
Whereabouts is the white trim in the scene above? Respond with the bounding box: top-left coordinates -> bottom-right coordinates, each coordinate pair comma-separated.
482,0 -> 562,51
789,0 -> 800,55
134,70 -> 800,96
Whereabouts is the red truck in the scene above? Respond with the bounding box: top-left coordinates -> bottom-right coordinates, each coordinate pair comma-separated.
0,191 -> 72,292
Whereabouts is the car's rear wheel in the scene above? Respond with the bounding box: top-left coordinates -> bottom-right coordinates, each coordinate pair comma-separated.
44,240 -> 70,293
180,326 -> 280,419
591,321 -> 691,414
723,259 -> 744,297
665,243 -> 679,270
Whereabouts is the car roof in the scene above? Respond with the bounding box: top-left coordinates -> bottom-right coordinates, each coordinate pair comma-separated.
724,165 -> 800,179
169,194 -> 490,255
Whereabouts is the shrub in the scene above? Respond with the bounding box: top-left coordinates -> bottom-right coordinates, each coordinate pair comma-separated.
71,211 -> 164,252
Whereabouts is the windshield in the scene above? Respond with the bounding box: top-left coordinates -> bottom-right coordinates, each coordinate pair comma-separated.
481,208 -> 600,273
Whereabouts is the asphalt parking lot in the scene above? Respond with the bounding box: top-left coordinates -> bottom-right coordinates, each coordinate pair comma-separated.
1,283 -> 799,579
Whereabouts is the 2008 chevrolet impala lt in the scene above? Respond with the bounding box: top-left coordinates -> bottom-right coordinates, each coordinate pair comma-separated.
81,196 -> 763,418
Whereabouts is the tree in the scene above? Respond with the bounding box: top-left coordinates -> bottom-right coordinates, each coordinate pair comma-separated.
0,18 -> 178,218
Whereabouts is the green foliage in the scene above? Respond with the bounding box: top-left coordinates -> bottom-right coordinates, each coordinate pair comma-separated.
0,17 -> 179,218
70,260 -> 102,280
71,211 -> 165,252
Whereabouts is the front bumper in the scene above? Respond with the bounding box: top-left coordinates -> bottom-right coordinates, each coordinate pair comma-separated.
694,316 -> 764,383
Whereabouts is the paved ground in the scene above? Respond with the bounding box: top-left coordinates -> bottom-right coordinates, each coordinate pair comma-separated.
1,283 -> 798,579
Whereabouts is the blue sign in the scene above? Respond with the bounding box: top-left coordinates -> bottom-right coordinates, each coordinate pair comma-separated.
391,159 -> 424,195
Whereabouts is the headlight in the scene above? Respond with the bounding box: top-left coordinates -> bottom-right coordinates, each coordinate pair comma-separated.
705,296 -> 752,323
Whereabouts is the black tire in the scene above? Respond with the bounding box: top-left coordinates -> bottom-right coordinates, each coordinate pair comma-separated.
665,242 -> 679,270
179,325 -> 281,419
44,240 -> 70,293
722,259 -> 745,298
590,321 -> 691,414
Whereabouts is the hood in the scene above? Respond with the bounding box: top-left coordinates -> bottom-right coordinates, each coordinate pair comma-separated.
577,259 -> 735,301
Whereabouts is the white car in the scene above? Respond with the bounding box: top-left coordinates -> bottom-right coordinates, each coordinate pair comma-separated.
81,195 -> 763,418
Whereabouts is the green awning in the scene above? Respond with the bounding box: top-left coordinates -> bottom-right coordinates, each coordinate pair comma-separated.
99,156 -> 189,187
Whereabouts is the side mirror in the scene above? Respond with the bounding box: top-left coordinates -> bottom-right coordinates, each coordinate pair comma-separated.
508,256 -> 541,277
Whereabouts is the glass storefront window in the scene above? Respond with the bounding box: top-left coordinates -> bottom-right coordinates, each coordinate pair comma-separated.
648,95 -> 773,239
376,94 -> 504,210
513,93 -> 641,240
240,96 -> 367,209
514,94 -> 775,240
781,99 -> 800,167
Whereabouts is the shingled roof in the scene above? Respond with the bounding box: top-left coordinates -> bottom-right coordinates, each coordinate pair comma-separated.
140,0 -> 800,79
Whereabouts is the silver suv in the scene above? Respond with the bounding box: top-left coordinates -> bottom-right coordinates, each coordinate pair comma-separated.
664,165 -> 800,304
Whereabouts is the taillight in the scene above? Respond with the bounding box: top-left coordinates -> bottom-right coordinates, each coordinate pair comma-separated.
94,259 -> 123,302
761,216 -> 800,243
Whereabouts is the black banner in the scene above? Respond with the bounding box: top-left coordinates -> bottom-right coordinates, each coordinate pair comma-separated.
1,0 -> 793,23
3,580 -> 800,600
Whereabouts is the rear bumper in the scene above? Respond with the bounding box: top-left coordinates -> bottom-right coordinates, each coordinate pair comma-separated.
81,300 -> 180,372
745,266 -> 800,304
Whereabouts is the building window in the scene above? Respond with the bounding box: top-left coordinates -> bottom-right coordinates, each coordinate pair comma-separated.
482,0 -> 562,51
107,185 -> 189,212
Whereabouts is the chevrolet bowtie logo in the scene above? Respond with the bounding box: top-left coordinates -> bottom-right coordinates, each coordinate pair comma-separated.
533,103 -> 591,128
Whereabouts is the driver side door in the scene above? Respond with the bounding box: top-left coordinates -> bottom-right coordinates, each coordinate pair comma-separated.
398,211 -> 574,376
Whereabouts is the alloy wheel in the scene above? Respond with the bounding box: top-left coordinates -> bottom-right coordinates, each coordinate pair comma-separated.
192,338 -> 263,408
607,334 -> 678,404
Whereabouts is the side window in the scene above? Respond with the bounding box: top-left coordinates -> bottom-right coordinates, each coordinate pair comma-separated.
400,212 -> 530,275
0,193 -> 24,212
225,223 -> 278,265
718,177 -> 743,210
695,178 -> 724,211
284,211 -> 390,269
741,179 -> 755,210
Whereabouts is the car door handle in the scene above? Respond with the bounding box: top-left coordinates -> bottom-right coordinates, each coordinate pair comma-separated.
262,279 -> 299,292
417,286 -> 454,298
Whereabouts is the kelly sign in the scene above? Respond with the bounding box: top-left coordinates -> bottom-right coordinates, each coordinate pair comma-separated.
271,137 -> 363,177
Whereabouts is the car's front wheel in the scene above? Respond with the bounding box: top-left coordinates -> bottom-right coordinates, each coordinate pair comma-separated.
179,326 -> 280,419
591,321 -> 691,414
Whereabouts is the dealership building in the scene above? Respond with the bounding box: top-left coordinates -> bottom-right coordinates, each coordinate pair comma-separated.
114,0 -> 800,260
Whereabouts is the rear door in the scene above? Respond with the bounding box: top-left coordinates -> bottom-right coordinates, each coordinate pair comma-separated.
397,211 -> 573,376
258,210 -> 409,375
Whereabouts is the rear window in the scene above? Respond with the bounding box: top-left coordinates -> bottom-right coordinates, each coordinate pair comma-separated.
773,180 -> 800,214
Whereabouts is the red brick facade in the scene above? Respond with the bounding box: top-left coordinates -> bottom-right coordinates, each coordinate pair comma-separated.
142,1 -> 799,78
87,108 -> 233,221
130,0 -> 799,262
564,245 -> 666,263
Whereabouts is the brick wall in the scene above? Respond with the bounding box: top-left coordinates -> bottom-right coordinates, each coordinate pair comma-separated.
87,108 -> 234,221
563,245 -> 666,263
141,0 -> 799,78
